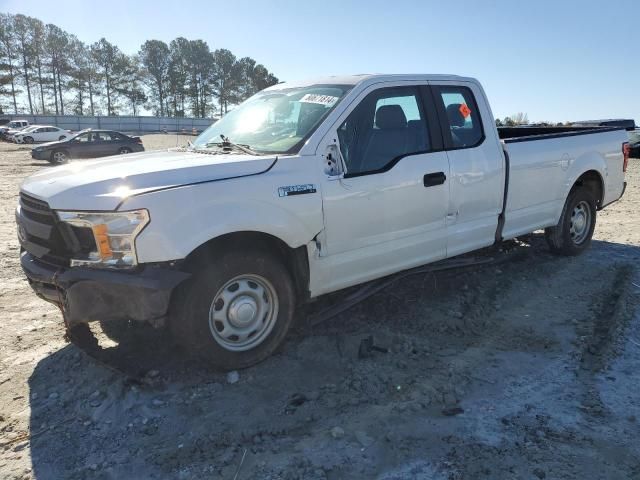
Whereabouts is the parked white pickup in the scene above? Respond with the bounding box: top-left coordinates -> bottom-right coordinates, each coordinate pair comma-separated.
17,74 -> 629,369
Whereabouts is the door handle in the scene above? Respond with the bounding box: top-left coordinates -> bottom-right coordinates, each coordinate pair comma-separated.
423,172 -> 446,187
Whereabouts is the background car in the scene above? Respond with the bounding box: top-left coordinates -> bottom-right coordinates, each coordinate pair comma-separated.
31,129 -> 145,163
628,129 -> 640,158
6,125 -> 38,142
1,120 -> 30,140
14,125 -> 70,144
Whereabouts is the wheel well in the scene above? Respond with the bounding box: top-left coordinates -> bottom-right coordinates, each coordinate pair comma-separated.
573,170 -> 604,208
183,231 -> 310,301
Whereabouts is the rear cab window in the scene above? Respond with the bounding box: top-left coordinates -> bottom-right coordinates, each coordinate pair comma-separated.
433,85 -> 484,149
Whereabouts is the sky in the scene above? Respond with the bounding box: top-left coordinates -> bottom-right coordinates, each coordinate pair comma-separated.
2,0 -> 638,123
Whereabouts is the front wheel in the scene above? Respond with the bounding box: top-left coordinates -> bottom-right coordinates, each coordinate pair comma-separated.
119,147 -> 132,154
170,249 -> 296,370
50,150 -> 69,164
24,136 -> 34,144
545,186 -> 597,255
58,135 -> 66,141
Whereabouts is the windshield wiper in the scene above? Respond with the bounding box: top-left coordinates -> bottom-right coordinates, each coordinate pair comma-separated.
204,135 -> 259,155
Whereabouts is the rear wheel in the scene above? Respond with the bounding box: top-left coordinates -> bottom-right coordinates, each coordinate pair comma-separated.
50,149 -> 69,164
24,136 -> 34,144
119,147 -> 132,154
170,249 -> 296,370
545,187 -> 596,255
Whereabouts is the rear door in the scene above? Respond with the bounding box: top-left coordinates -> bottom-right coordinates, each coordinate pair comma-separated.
48,127 -> 64,141
36,128 -> 50,141
92,132 -> 117,156
318,83 -> 451,293
41,127 -> 58,142
431,82 -> 505,257
109,132 -> 131,153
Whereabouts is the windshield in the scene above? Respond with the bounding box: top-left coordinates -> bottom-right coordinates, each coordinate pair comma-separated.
192,84 -> 351,154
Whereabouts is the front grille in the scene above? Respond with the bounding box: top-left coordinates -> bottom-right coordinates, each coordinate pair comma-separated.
18,193 -> 96,266
21,193 -> 51,213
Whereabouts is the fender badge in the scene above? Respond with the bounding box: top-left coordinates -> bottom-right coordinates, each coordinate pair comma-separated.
278,184 -> 317,197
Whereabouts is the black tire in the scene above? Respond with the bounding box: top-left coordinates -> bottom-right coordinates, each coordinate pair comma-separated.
545,186 -> 597,256
24,136 -> 34,144
170,249 -> 296,370
50,149 -> 69,164
119,147 -> 132,154
58,135 -> 66,141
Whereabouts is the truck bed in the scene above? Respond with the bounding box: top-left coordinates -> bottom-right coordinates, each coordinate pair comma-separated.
499,125 -> 627,241
498,126 -> 623,143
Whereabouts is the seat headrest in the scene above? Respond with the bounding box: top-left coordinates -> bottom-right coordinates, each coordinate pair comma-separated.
375,105 -> 407,129
446,103 -> 466,127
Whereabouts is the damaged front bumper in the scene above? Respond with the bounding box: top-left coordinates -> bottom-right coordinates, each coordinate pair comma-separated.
20,251 -> 190,327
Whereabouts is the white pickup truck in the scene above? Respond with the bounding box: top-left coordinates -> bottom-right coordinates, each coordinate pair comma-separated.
16,74 -> 629,369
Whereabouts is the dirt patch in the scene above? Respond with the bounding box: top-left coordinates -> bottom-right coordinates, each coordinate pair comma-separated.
0,141 -> 639,479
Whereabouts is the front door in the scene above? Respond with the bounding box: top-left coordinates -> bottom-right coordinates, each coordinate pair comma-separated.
317,85 -> 450,294
69,132 -> 95,158
33,127 -> 48,141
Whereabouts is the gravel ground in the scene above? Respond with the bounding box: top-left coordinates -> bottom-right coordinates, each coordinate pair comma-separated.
0,137 -> 639,479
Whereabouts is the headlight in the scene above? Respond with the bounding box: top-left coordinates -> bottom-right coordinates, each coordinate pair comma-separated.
56,209 -> 149,268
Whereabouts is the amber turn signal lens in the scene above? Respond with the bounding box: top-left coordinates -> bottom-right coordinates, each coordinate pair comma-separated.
92,224 -> 112,258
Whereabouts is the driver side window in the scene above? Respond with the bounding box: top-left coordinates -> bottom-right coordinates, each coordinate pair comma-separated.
338,86 -> 431,177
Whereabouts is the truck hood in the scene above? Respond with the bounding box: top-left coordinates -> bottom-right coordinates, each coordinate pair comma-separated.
20,149 -> 277,211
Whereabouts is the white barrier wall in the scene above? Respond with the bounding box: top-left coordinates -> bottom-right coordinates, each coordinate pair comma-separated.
0,114 -> 215,133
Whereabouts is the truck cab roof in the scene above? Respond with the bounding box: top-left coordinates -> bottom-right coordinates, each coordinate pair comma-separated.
265,74 -> 477,90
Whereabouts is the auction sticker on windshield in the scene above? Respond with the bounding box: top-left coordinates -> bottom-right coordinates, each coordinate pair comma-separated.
300,94 -> 339,106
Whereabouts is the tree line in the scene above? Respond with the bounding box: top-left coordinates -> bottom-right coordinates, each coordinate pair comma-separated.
0,13 -> 279,118
496,113 -> 569,127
